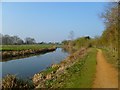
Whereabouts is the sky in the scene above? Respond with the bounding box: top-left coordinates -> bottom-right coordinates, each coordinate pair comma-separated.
1,2 -> 109,43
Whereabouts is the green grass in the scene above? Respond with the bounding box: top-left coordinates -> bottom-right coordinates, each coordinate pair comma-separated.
1,44 -> 54,51
48,48 -> 97,88
42,66 -> 59,76
61,48 -> 97,88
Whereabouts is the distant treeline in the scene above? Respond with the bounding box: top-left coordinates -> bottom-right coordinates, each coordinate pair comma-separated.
0,34 -> 36,45
0,34 -> 60,45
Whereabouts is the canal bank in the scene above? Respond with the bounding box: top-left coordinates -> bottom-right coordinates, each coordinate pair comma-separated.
32,48 -> 88,88
2,47 -> 57,60
2,48 -> 69,78
2,48 -> 98,88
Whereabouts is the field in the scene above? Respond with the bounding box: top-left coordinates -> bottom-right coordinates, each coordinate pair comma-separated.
1,44 -> 54,51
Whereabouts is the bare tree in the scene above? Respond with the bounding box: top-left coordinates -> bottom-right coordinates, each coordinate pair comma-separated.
68,30 -> 74,40
2,35 -> 12,45
11,36 -> 24,45
25,37 -> 36,44
68,31 -> 75,53
0,33 -> 2,45
1,34 -> 37,45
100,3 -> 118,28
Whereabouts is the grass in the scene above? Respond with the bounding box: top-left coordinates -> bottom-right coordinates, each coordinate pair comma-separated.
2,74 -> 34,89
1,44 -> 54,51
2,48 -> 97,88
46,48 -> 97,88
61,48 -> 97,88
42,66 -> 59,76
102,48 -> 118,68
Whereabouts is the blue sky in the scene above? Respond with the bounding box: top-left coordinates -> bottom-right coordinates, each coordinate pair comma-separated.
2,2 -> 109,42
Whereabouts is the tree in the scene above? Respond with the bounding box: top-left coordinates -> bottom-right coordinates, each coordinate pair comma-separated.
68,31 -> 75,53
2,35 -> 24,45
0,33 -> 2,45
1,34 -> 37,45
17,39 -> 24,45
100,3 -> 118,50
101,3 -> 118,28
11,36 -> 24,45
25,37 -> 36,44
68,31 -> 74,40
2,35 -> 12,45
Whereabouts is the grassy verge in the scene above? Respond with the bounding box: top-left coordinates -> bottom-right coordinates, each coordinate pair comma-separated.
2,48 -> 97,88
1,44 -> 54,51
43,48 -> 97,88
102,48 -> 118,69
56,48 -> 97,88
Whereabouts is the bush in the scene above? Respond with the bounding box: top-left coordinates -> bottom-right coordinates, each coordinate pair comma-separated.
2,74 -> 34,89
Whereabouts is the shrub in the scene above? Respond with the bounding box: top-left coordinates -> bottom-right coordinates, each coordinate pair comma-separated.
2,74 -> 34,89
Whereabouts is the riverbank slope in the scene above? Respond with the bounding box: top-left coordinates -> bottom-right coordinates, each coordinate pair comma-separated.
32,48 -> 97,88
1,45 -> 56,60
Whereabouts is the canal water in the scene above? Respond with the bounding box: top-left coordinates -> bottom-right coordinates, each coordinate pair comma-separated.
1,48 -> 69,78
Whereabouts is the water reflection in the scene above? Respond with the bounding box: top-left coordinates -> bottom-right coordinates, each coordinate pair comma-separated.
1,48 -> 69,78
